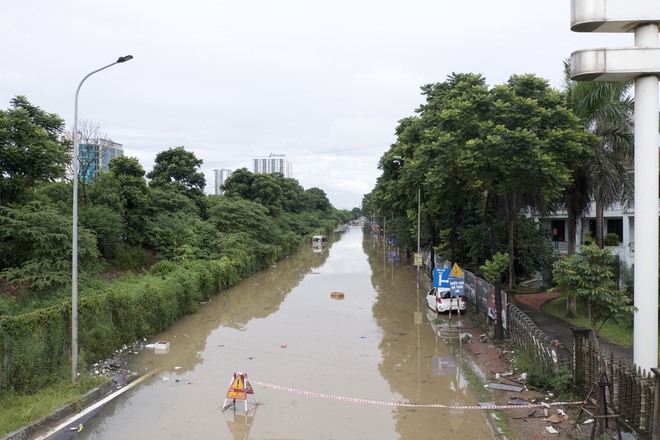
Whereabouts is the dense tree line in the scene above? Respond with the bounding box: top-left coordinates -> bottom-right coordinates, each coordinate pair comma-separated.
0,96 -> 357,316
365,71 -> 633,289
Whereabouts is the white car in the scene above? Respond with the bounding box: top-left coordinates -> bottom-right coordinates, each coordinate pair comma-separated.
426,287 -> 466,313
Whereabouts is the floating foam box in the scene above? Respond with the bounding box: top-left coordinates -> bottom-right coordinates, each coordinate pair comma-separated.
330,291 -> 344,300
154,340 -> 170,350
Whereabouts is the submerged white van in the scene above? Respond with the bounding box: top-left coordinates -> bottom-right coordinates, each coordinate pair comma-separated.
312,235 -> 327,244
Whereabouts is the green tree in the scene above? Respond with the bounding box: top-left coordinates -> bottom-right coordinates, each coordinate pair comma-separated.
221,168 -> 254,199
304,187 -> 332,212
0,96 -> 69,204
0,202 -> 100,290
147,147 -> 207,215
207,195 -> 275,243
251,173 -> 284,216
110,156 -> 150,242
463,74 -> 589,287
561,61 -> 633,317
562,60 -> 633,251
553,244 -> 634,363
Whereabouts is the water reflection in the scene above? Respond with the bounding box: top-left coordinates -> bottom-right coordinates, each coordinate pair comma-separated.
366,230 -> 492,439
71,227 -> 493,439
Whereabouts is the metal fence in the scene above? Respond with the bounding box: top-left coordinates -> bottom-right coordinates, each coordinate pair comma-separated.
572,328 -> 655,436
505,304 -> 572,374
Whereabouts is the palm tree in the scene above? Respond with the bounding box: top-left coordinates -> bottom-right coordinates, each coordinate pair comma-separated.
561,60 -> 634,316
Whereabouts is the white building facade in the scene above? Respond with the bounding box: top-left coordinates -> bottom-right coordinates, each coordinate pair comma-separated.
538,201 -> 640,268
252,153 -> 292,178
214,168 -> 233,195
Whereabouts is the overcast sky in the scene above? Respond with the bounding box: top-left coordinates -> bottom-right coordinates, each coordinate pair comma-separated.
2,1 -> 631,209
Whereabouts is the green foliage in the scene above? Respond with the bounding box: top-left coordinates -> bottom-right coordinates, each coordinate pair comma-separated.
0,202 -> 100,290
367,73 -> 589,285
145,211 -> 220,261
0,96 -> 69,205
553,244 -> 635,341
207,195 -> 275,243
0,376 -> 105,437
0,108 -> 340,394
514,350 -> 573,397
106,245 -> 152,271
480,252 -> 509,284
79,204 -> 125,260
146,147 -> 207,216
604,232 -> 620,247
92,155 -> 150,246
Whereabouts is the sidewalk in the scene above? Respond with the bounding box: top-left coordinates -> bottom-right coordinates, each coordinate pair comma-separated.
513,292 -> 634,362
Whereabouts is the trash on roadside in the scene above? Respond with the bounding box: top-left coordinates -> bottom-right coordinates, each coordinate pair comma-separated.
331,291 -> 345,300
485,383 -> 524,392
545,425 -> 559,434
547,413 -> 564,423
507,397 -> 528,405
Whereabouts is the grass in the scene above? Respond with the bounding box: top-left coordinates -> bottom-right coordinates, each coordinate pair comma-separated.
459,351 -> 511,438
0,376 -> 106,437
542,293 -> 634,349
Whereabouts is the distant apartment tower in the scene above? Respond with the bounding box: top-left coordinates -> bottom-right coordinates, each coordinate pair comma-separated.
214,168 -> 233,195
78,139 -> 123,183
252,153 -> 292,178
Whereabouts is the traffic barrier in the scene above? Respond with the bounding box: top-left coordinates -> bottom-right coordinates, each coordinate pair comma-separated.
249,379 -> 585,411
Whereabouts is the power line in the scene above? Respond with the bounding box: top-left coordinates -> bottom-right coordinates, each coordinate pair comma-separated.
285,142 -> 389,158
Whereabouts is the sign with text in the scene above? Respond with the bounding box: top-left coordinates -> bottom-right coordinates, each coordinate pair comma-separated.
449,277 -> 464,297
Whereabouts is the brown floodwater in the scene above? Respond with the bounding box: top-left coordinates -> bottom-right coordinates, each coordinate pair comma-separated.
72,226 -> 495,439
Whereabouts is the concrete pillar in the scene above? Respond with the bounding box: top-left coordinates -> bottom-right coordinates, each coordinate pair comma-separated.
633,23 -> 659,372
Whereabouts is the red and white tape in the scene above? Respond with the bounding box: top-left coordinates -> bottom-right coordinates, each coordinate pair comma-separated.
250,380 -> 584,411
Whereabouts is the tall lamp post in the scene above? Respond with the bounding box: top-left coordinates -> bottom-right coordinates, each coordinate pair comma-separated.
71,55 -> 133,384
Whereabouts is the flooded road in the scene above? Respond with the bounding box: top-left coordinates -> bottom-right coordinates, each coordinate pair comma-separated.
74,227 -> 494,439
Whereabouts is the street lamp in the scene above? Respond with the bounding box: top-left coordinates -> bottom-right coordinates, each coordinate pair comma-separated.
71,55 -> 133,384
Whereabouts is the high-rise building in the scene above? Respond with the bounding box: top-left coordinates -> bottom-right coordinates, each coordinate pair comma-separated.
252,153 -> 292,178
78,139 -> 123,183
214,168 -> 233,194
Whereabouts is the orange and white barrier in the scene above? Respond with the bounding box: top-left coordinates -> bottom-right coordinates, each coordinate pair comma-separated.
222,372 -> 257,413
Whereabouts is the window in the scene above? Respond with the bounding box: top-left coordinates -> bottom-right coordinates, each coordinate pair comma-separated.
551,219 -> 565,242
606,218 -> 623,243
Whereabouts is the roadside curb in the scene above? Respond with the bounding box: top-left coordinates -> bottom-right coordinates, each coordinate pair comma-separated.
1,375 -> 140,440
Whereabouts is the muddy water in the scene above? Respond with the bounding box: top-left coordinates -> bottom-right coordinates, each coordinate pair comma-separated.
76,227 -> 494,439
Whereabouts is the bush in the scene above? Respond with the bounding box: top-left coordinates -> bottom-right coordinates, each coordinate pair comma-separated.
604,232 -> 621,247
514,350 -> 572,397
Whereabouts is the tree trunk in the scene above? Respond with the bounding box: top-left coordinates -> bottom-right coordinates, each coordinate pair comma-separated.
565,293 -> 577,318
428,216 -> 437,270
449,208 -> 457,266
595,202 -> 604,249
508,216 -> 515,290
494,284 -> 504,339
567,192 -> 577,256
